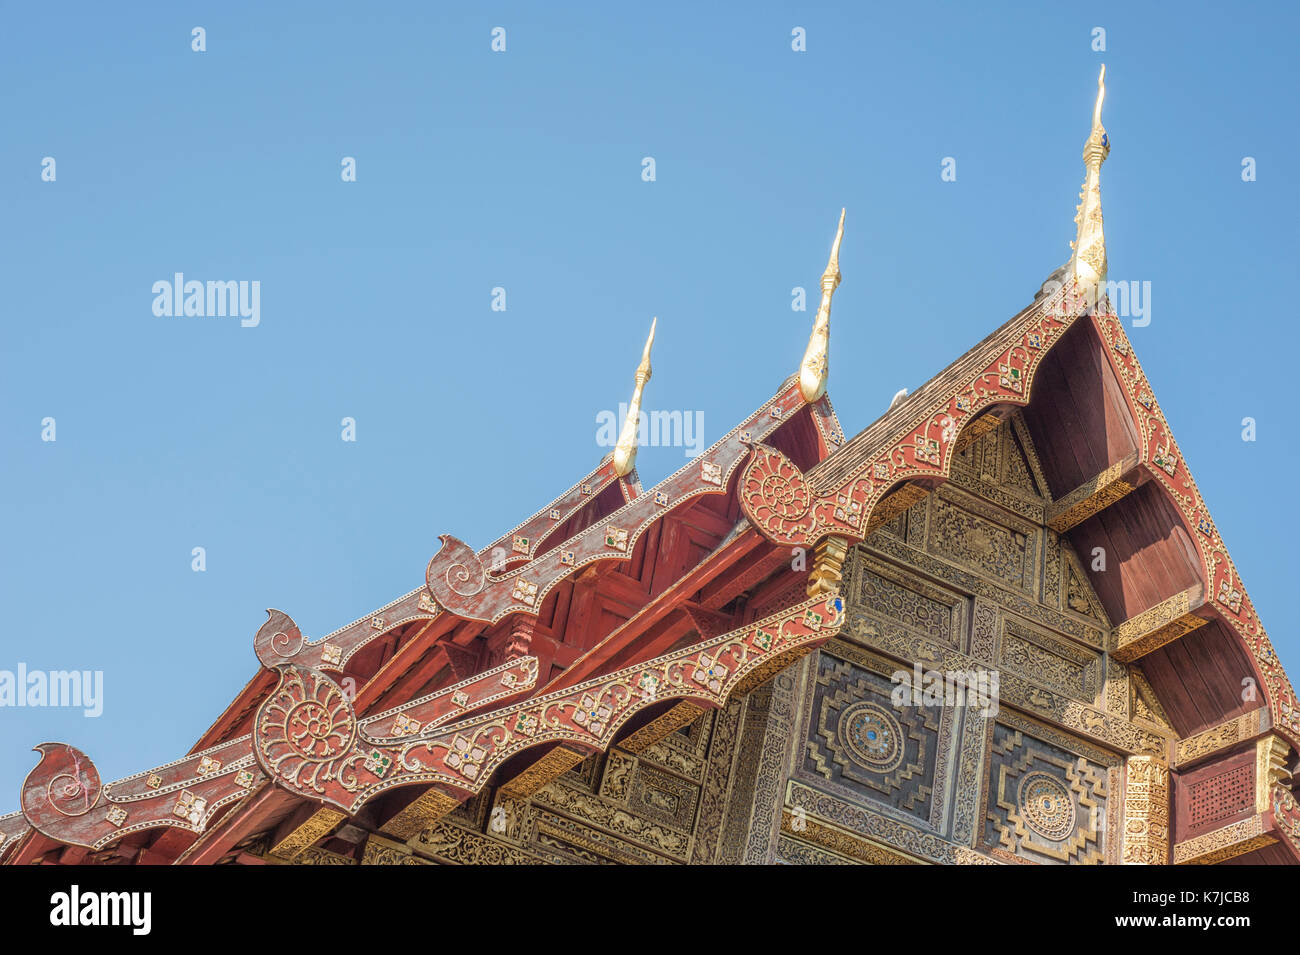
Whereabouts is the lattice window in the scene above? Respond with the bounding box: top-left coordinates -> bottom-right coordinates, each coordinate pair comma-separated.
1187,765 -> 1253,830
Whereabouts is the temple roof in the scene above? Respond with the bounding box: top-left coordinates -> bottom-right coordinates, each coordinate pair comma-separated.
3,69 -> 1298,866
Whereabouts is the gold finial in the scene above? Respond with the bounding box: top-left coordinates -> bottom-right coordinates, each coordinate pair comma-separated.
1071,66 -> 1110,298
612,317 -> 656,477
799,208 -> 844,403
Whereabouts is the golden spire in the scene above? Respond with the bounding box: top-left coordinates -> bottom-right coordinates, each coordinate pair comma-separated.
1071,65 -> 1110,300
612,317 -> 656,477
799,208 -> 844,403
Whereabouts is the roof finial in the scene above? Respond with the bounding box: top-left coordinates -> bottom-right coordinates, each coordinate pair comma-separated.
1071,65 -> 1110,300
799,208 -> 844,403
612,317 -> 656,477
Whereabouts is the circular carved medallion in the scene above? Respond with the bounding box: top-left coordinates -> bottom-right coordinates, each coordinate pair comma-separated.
838,702 -> 904,773
1017,771 -> 1076,840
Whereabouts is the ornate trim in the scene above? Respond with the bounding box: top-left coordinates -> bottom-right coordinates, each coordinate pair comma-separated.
1121,755 -> 1169,864
18,658 -> 538,851
268,807 -> 346,860
1173,709 -> 1269,768
1172,815 -> 1273,865
425,381 -> 828,624
252,593 -> 843,813
1111,587 -> 1208,662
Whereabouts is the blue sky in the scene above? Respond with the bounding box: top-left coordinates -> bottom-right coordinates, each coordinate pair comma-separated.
1,1 -> 1296,797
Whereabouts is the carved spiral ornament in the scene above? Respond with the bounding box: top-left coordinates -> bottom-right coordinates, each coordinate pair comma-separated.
428,534 -> 487,599
1017,771 -> 1076,841
254,608 -> 305,668
22,742 -> 104,835
255,666 -> 365,801
739,445 -> 816,543
838,702 -> 905,773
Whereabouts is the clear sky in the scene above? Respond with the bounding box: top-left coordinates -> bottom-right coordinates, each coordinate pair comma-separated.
2,1 -> 1297,798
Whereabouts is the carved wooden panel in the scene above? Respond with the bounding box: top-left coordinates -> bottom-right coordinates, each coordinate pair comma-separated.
926,488 -> 1040,597
982,711 -> 1120,864
798,643 -> 948,828
848,554 -> 966,650
1173,750 -> 1257,842
998,615 -> 1101,705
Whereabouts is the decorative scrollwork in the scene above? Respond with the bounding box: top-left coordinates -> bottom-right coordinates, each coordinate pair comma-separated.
23,743 -> 102,826
738,442 -> 867,547
427,534 -> 488,599
254,608 -> 304,668
255,666 -> 366,799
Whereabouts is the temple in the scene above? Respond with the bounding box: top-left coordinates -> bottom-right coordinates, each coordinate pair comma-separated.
4,69 -> 1298,866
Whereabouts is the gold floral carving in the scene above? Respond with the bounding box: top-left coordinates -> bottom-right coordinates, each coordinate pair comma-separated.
779,809 -> 922,864
1045,454 -> 1137,533
950,412 -> 1002,454
378,787 -> 462,840
1121,755 -> 1169,864
786,779 -> 996,865
267,806 -> 345,861
290,845 -> 355,865
1172,816 -> 1273,865
862,485 -> 931,538
776,836 -> 857,865
498,746 -> 588,799
618,702 -> 706,754
1111,586 -> 1208,662
361,834 -> 428,865
1173,711 -> 1270,767
411,820 -> 544,864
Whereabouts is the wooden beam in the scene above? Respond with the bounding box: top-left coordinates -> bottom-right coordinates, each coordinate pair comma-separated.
497,746 -> 589,799
698,540 -> 786,609
178,785 -> 296,865
618,701 -> 707,753
266,804 -> 346,861
549,529 -> 768,691
1172,816 -> 1276,865
1045,451 -> 1141,533
376,787 -> 463,841
1112,584 -> 1208,662
1173,709 -> 1270,768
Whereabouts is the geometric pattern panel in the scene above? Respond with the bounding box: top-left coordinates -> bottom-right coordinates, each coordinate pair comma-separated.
803,650 -> 943,826
998,614 -> 1101,705
850,556 -> 965,649
927,489 -> 1040,597
983,713 -> 1119,864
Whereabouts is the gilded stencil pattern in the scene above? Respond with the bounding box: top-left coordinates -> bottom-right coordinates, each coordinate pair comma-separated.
803,653 -> 941,824
928,491 -> 1038,595
999,616 -> 1100,704
985,721 -> 1112,864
